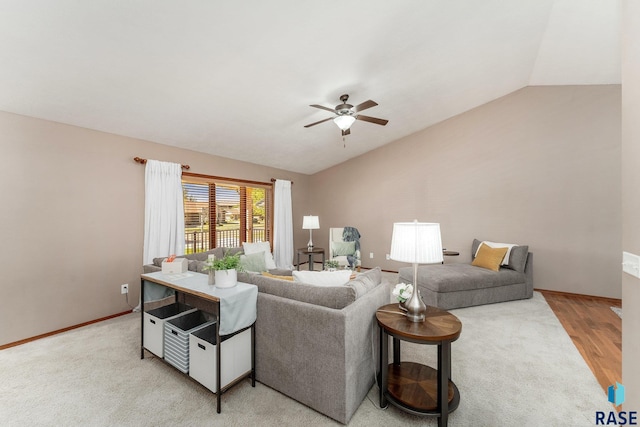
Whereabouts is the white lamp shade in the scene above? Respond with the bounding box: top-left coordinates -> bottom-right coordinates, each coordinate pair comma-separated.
333,115 -> 356,131
302,215 -> 320,230
389,221 -> 443,264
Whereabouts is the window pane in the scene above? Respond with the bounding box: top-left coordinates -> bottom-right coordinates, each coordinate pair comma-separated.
182,176 -> 272,253
216,184 -> 240,248
183,182 -> 209,254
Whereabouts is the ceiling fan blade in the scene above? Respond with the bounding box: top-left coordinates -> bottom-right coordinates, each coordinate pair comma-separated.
353,100 -> 377,113
342,128 -> 351,137
356,115 -> 389,126
304,117 -> 334,128
310,104 -> 336,113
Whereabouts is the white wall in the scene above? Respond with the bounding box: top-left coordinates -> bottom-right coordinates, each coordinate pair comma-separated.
622,0 -> 640,412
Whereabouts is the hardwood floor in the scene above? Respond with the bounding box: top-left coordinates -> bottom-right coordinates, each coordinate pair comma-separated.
381,270 -> 622,394
539,289 -> 622,395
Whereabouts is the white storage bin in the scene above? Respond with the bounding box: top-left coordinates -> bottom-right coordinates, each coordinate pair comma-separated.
189,325 -> 252,392
143,303 -> 195,358
164,310 -> 215,373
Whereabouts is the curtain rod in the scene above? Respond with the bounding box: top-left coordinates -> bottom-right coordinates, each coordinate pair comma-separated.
271,178 -> 294,185
133,157 -> 190,170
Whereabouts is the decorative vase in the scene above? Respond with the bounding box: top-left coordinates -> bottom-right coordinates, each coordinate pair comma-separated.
215,269 -> 237,288
208,270 -> 215,286
398,300 -> 408,312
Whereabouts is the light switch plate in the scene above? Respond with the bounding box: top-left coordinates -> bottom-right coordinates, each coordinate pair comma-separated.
622,251 -> 640,279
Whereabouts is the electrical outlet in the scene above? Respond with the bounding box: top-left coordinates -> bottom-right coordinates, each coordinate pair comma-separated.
121,284 -> 129,294
369,252 -> 374,259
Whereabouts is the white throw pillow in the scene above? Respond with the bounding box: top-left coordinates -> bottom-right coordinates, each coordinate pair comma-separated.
475,241 -> 518,265
292,270 -> 352,287
243,242 -> 277,270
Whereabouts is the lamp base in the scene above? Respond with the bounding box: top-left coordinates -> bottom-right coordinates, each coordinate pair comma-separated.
307,230 -> 314,251
406,310 -> 426,322
406,263 -> 427,322
405,289 -> 426,322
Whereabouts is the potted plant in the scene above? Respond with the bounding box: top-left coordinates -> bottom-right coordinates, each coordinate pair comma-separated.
324,259 -> 340,271
203,251 -> 244,288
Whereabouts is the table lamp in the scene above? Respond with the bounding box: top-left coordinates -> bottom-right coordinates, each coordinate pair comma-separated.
302,215 -> 320,250
390,220 -> 443,322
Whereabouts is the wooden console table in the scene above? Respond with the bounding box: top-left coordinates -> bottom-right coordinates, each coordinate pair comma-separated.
140,271 -> 257,414
376,304 -> 462,427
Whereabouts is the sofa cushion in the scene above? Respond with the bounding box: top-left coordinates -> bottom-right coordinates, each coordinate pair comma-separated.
292,270 -> 352,287
249,274 -> 356,309
346,267 -> 382,299
472,244 -> 508,271
189,248 -> 222,261
401,263 -> 526,293
188,260 -> 208,273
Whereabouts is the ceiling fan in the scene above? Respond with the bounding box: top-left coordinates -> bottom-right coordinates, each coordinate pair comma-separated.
304,94 -> 388,136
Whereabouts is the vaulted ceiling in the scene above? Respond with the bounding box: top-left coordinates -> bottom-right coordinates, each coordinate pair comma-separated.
0,1 -> 620,174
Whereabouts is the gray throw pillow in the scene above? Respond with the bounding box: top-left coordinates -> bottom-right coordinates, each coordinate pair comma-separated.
505,245 -> 529,273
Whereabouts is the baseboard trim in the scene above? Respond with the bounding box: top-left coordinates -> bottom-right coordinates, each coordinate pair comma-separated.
0,310 -> 133,351
535,288 -> 621,305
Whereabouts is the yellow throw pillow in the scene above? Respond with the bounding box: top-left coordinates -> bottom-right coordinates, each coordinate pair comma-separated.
472,244 -> 508,272
261,271 -> 294,281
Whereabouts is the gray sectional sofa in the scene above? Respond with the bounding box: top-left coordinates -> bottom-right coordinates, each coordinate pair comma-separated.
398,239 -> 533,310
143,248 -> 391,424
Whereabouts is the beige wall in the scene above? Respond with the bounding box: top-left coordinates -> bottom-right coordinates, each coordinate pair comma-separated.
1,82 -> 626,388
0,111 -> 310,346
311,85 -> 621,299
622,0 -> 640,412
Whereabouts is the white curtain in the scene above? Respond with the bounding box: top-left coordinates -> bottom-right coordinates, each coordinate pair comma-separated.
273,179 -> 293,269
143,160 -> 185,264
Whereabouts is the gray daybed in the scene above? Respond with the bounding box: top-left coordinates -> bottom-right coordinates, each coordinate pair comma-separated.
398,239 -> 533,310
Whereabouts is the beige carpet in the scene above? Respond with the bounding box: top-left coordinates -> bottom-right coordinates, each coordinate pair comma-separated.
0,289 -> 613,426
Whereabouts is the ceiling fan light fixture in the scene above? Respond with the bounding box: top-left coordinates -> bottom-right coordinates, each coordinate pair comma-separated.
333,115 -> 356,131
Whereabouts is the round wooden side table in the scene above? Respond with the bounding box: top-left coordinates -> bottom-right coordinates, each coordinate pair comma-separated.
376,304 -> 462,427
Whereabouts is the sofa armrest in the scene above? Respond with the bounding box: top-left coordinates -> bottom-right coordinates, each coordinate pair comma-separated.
255,279 -> 391,424
524,252 -> 533,296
